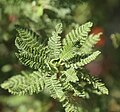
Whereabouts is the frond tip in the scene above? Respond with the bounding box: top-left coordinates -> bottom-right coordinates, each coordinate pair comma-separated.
48,23 -> 62,59
71,51 -> 101,68
92,78 -> 109,95
63,21 -> 93,46
80,33 -> 102,55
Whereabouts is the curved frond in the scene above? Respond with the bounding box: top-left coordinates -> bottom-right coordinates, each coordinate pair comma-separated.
71,51 -> 101,68
16,47 -> 48,70
48,23 -> 62,59
63,97 -> 83,112
15,25 -> 48,70
92,77 -> 109,95
15,37 -> 43,56
60,22 -> 93,62
78,71 -> 108,95
15,25 -> 42,54
79,33 -> 102,55
63,22 -> 93,46
111,33 -> 120,48
1,71 -> 45,95
44,75 -> 65,101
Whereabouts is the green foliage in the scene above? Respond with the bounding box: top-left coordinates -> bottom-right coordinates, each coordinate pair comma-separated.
63,22 -> 93,46
1,22 -> 108,112
48,23 -> 62,60
1,71 -> 44,95
15,25 -> 48,70
63,67 -> 78,83
71,51 -> 101,68
44,74 -> 65,101
78,71 -> 109,95
0,95 -> 52,112
111,33 -> 120,48
79,33 -> 102,55
59,22 -> 93,63
60,42 -> 76,61
63,98 -> 83,112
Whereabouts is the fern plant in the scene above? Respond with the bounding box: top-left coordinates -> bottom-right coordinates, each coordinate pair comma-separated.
1,22 -> 108,112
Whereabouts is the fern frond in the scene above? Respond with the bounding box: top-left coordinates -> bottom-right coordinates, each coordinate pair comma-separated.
71,51 -> 101,68
60,43 -> 76,61
44,74 -> 65,101
1,22 -> 108,112
70,82 -> 90,98
15,25 -> 49,70
60,22 -> 93,62
63,68 -> 79,82
63,22 -> 93,46
63,97 -> 83,112
73,88 -> 89,98
1,71 -> 45,95
15,37 -> 43,56
77,71 -> 108,95
15,25 -> 42,54
92,78 -> 109,95
48,23 -> 62,59
16,47 -> 48,70
59,75 -> 73,91
79,33 -> 102,55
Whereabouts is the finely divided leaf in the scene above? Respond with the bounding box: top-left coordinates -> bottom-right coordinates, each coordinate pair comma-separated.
60,43 -> 76,61
44,75 -> 65,101
48,23 -> 62,59
1,71 -> 44,95
63,68 -> 79,82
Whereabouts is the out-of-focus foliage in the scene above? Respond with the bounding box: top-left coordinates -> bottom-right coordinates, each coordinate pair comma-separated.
111,33 -> 120,48
73,2 -> 91,24
0,95 -> 52,112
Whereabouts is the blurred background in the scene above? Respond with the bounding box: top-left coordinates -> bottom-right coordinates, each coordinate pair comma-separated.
0,0 -> 120,112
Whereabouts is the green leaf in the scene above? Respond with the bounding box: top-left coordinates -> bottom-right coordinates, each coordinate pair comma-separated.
79,33 -> 102,55
92,80 -> 109,95
63,22 -> 93,46
63,97 -> 83,112
16,47 -> 48,70
15,25 -> 48,70
60,43 -> 76,61
48,23 -> 62,59
44,75 -> 65,101
15,25 -> 42,52
63,68 -> 79,82
1,71 -> 45,95
78,72 -> 108,95
71,51 -> 101,68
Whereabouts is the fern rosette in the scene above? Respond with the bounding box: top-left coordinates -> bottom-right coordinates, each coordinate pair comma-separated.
1,22 -> 108,112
